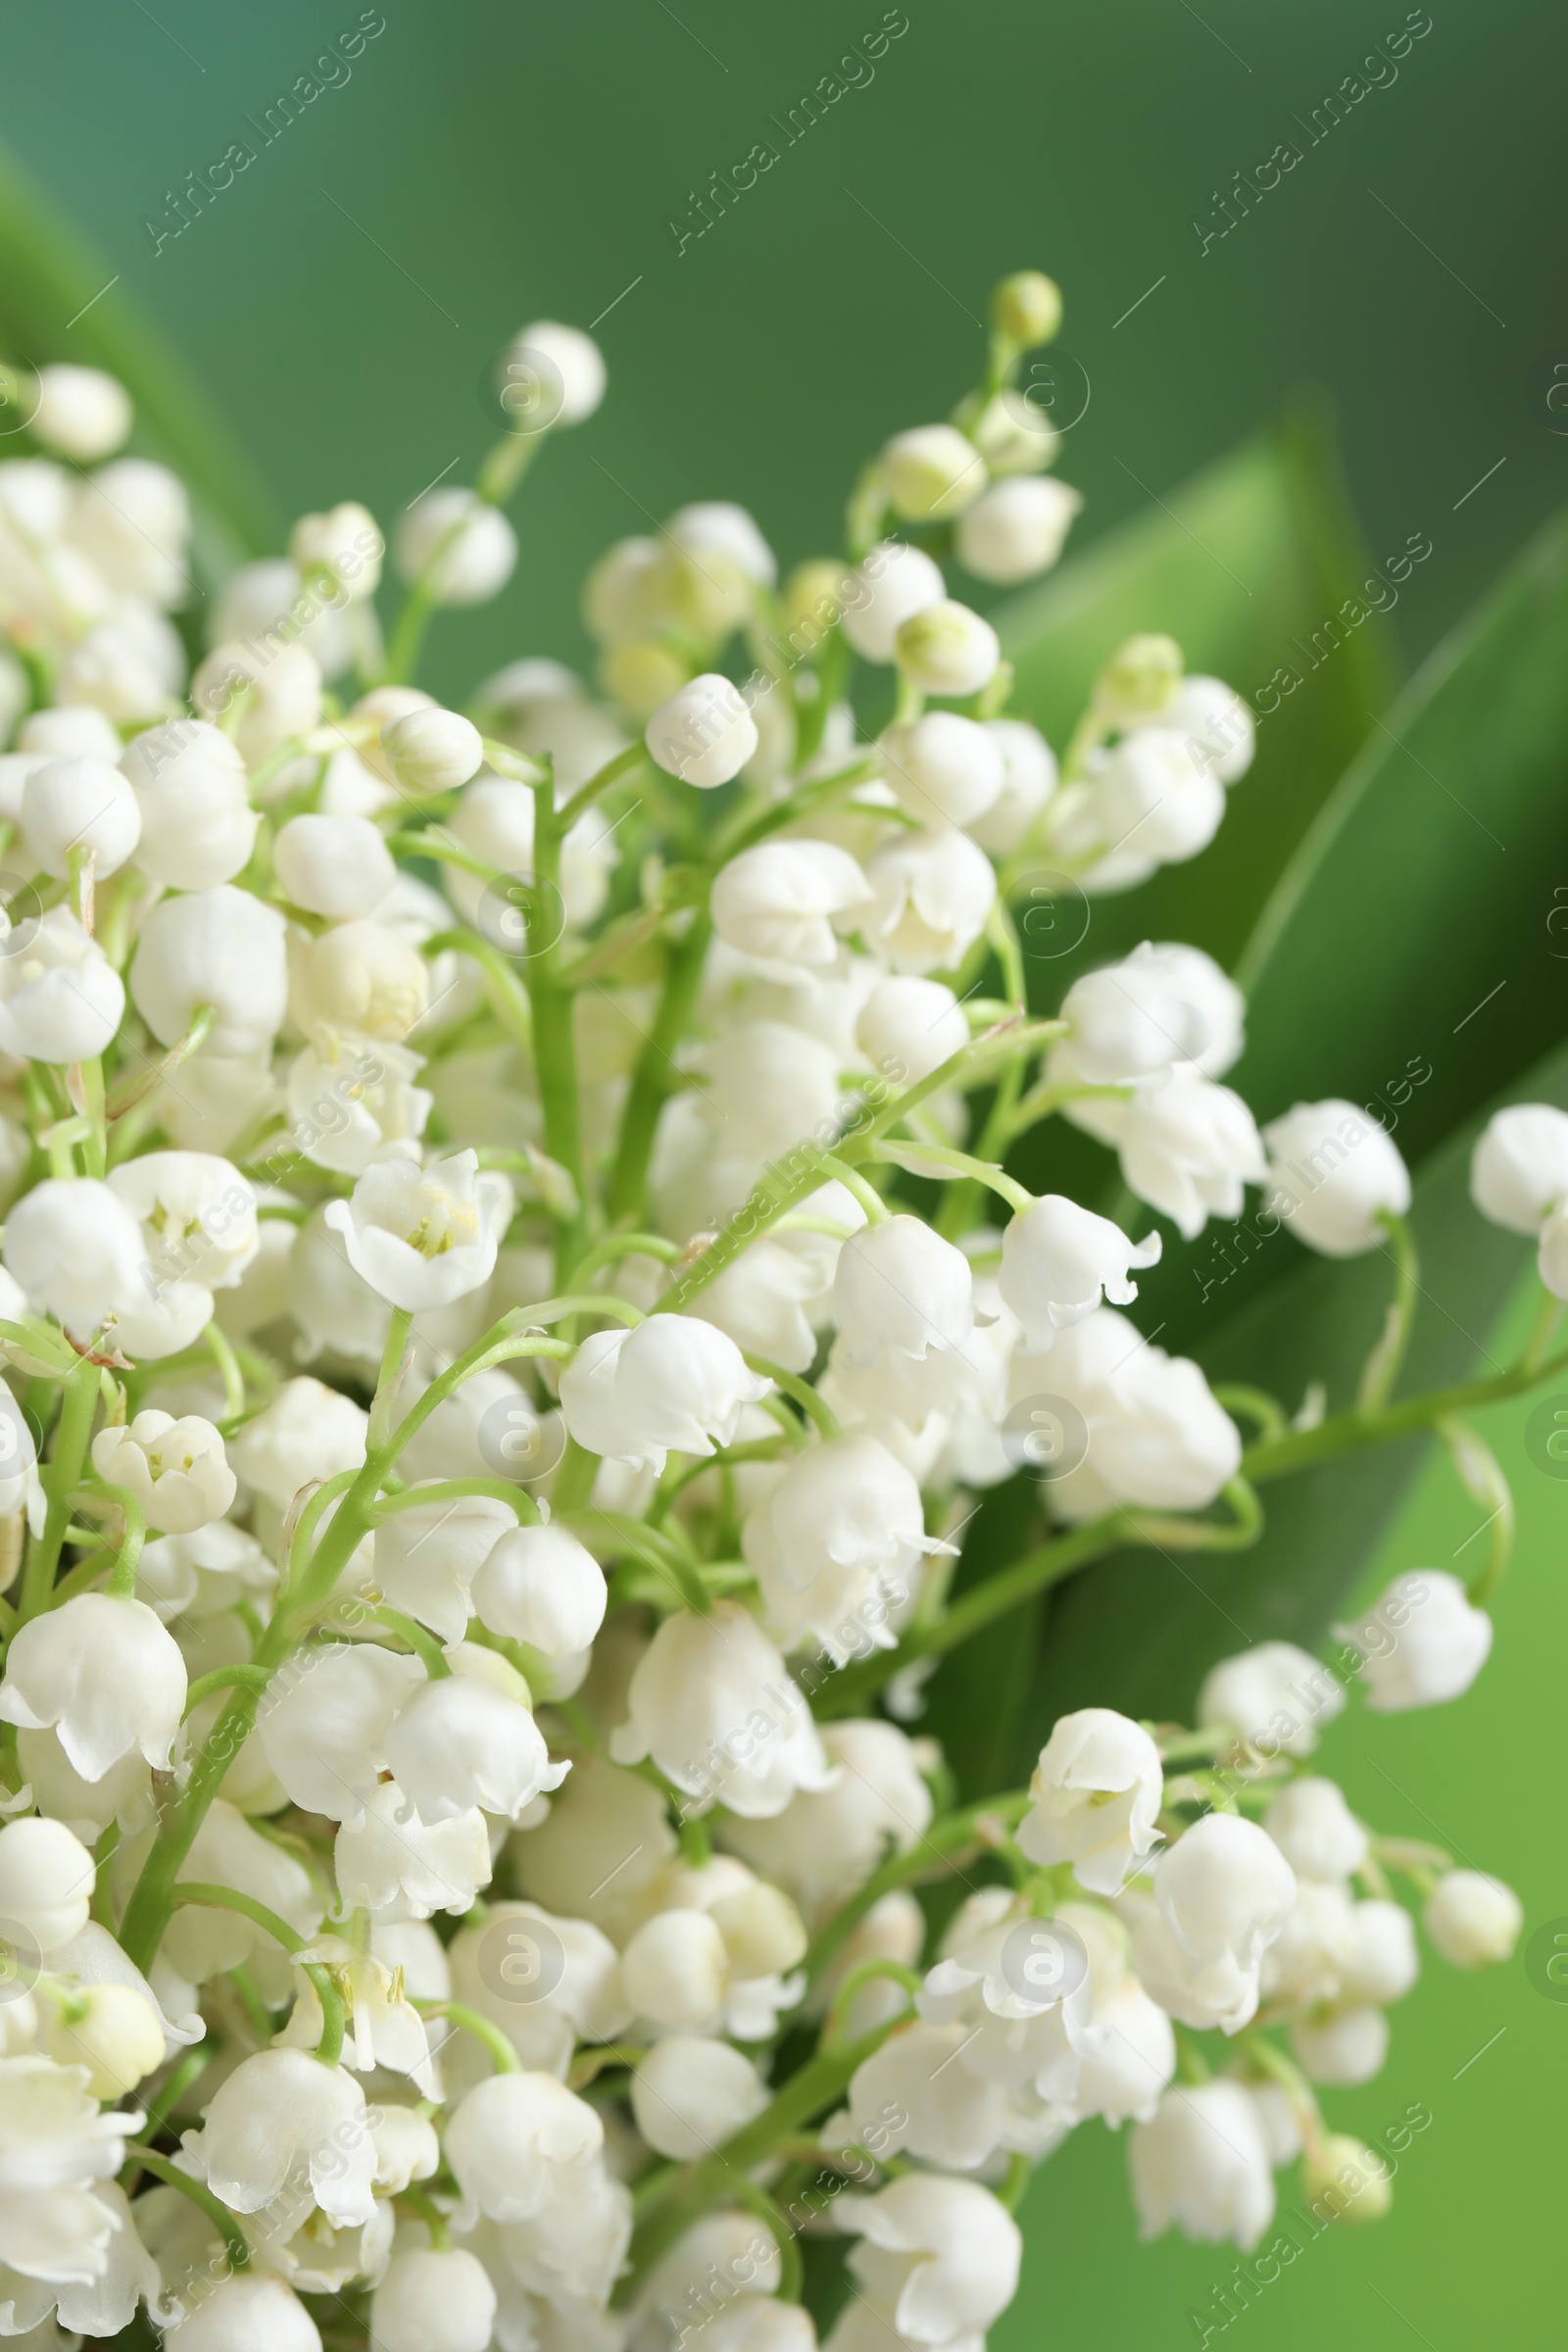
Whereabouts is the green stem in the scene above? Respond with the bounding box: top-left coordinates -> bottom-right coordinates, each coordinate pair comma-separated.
120,2148 -> 252,2272
183,1665 -> 273,1716
364,1605 -> 451,1678
557,740 -> 648,827
801,1791 -> 1031,1985
20,1357 -> 98,1620
172,1882 -> 305,1954
302,1961 -> 346,2066
1241,1344 -> 1568,1485
368,1477 -> 539,1524
609,908 -> 713,1221
744,1355 -> 840,1441
414,1999 -> 521,2073
822,1959 -> 922,2046
1357,1210 -> 1419,1411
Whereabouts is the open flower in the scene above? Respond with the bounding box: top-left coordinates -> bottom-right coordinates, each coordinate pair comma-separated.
324,1147 -> 511,1310
90,1409 -> 235,1534
1016,1708 -> 1163,1895
0,1592 -> 185,1780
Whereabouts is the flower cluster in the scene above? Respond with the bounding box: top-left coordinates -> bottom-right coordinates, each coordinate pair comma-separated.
0,271 -> 1550,2351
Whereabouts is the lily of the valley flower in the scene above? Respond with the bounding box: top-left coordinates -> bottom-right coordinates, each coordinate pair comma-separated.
325,1148 -> 511,1310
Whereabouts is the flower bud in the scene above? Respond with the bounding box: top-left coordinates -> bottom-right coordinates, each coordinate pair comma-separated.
957,474 -> 1082,584
893,599 -> 1001,697
383,1657 -> 567,1826
289,499 -> 383,602
504,319 -> 607,425
991,270 -> 1063,347
667,500 -> 776,587
1170,673 -> 1255,785
599,637 -> 691,718
273,812 -> 396,920
368,2248 -> 498,2352
122,718 -> 258,889
228,1374 -> 368,1505
710,838 -> 873,970
1341,1899 -> 1420,2005
1094,633 -> 1184,727
191,638 -> 322,764
856,974 -> 968,1086
0,906 -> 124,1062
840,540 -> 946,662
1335,1569 -> 1492,1710
881,423 -> 985,522
1291,2003 -> 1390,2086
395,487 -> 516,604
292,917 -> 430,1044
380,706 -> 485,794
44,1978 -> 167,2095
470,1522 -> 608,1657
1302,2132 -> 1395,2225
31,364 -> 133,461
2,1173 -> 147,1341
23,755 -> 141,878
163,2273 -> 322,2351
621,1907 -> 729,2031
1471,1102 -> 1568,1233
18,704 -> 123,762
710,1878 -> 808,1978
1422,1868 -> 1522,1967
74,457 -> 190,605
1197,1641 -> 1345,1757
611,1599 -> 833,1817
0,1814 -> 95,1951
130,883 -> 289,1057
881,711 -> 1004,827
1264,1099 -> 1411,1256
1263,1777 -> 1368,1883
444,2070 -> 602,2224
561,1315 -> 770,1473
645,673 -> 759,788
631,2033 -> 768,2157
1117,1070 -> 1266,1241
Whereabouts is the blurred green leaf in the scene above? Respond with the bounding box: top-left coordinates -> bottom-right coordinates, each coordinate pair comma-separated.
0,140 -> 276,575
969,504 -> 1568,1769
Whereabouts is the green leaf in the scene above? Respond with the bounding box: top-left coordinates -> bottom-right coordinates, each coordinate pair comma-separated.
992,503 -> 1568,1755
0,139 -> 277,574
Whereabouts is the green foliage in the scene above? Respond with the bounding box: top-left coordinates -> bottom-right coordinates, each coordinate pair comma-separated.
935,457 -> 1568,1793
0,139 -> 275,576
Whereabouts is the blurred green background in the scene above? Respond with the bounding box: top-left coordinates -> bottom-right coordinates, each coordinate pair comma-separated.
2,1 -> 1564,2341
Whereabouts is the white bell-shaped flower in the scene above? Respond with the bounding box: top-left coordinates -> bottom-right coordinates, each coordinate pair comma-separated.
1340,1898 -> 1420,2005
1422,1869 -> 1522,1967
256,1640 -> 421,1822
1471,1102 -> 1568,1233
880,712 -> 1004,829
1335,1569 -> 1493,1709
1000,1195 -> 1161,1351
1046,942 -> 1245,1138
560,1314 -> 770,1474
31,364 -> 131,460
1144,1812 -> 1297,2034
695,1239 -> 827,1376
90,1410 -> 235,1534
864,826 -> 997,974
855,975 -> 968,1087
0,1592 -> 185,1780
832,2174 -> 1022,2348
631,2034 -> 769,2159
0,1815 -> 95,1953
967,717 -> 1058,855
368,2248 -> 498,2352
0,906 -> 124,1062
22,756 -> 141,878
444,2070 -> 603,2224
1197,1639 -> 1345,1758
325,1148 -> 511,1310
1290,2002 -> 1390,2086
743,1434 -> 950,1662
1258,1878 -> 1360,2007
893,599 -> 1001,698
1263,1778 -> 1368,1883
383,1646 -> 568,1825
619,1906 -> 729,2034
1264,1099 -> 1411,1255
1128,2082 -> 1275,2249
1117,1069 -> 1266,1239
610,1599 -> 834,1818
374,1493 -> 515,1643
381,705 -> 485,794
291,917 -> 430,1045
646,675 -> 759,789
1070,1978 -> 1176,2126
1166,672 -> 1255,784
228,1374 -> 367,1505
1016,1707 -> 1163,1895
163,2274 -> 326,2348
832,1214 -> 975,1364
0,2048 -> 141,2291
2,1174 -> 148,1344
882,423 -> 985,522
721,1719 -> 934,1912
1014,1308 -> 1241,1521
273,811 -> 397,920
710,839 -> 873,973
841,540 -> 945,662
290,498 -> 384,600
836,2018 -> 1008,2172
394,487 -> 516,604
470,1522 -> 608,1656
956,474 -> 1082,584
1063,728 -> 1224,888
186,2046 -> 377,2228
332,1779 -> 493,1918
121,718 -> 258,890
286,1041 -> 433,1178
129,884 -> 289,1058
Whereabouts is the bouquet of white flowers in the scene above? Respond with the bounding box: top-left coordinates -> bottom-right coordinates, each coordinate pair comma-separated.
0,269 -> 1559,2352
